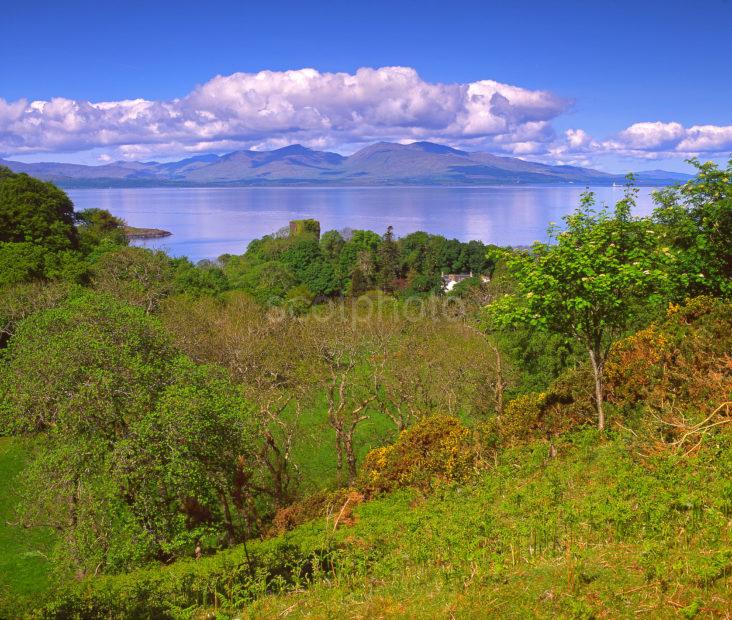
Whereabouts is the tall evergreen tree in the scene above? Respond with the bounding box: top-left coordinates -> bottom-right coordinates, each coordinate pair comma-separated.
377,225 -> 400,292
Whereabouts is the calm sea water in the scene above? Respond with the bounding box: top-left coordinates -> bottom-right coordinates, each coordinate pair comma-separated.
66,186 -> 660,263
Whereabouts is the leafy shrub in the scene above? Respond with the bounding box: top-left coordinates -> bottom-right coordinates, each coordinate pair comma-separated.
487,392 -> 546,446
605,296 -> 732,452
0,242 -> 47,286
34,536 -> 326,619
358,415 -> 475,496
223,258 -> 296,305
480,366 -> 595,449
173,260 -> 229,298
606,296 -> 732,418
283,283 -> 314,315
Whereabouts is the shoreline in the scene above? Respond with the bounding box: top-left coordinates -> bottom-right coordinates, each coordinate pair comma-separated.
124,226 -> 172,239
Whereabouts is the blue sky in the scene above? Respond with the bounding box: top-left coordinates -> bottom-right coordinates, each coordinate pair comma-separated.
1,0 -> 730,172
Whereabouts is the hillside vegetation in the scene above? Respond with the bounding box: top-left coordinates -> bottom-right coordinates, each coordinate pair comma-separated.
0,160 -> 729,618
27,297 -> 732,618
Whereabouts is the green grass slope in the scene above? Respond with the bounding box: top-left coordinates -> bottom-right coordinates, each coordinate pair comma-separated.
246,430 -> 732,619
36,429 -> 731,619
0,437 -> 55,612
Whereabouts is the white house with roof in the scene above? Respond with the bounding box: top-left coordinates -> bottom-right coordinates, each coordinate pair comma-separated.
441,271 -> 490,292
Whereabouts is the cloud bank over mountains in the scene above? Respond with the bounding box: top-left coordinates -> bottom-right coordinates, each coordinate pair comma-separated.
552,122 -> 732,162
0,67 -> 730,165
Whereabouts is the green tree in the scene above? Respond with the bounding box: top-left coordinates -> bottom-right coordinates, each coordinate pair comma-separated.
462,239 -> 491,274
652,158 -> 732,298
0,242 -> 47,287
224,259 -> 297,304
173,258 -> 229,298
486,185 -> 668,430
399,231 -> 437,277
90,246 -> 176,313
115,358 -> 258,557
160,292 -> 311,509
0,293 -> 260,572
281,237 -> 322,277
376,225 -> 400,291
75,207 -> 127,249
302,259 -> 339,297
280,237 -> 338,296
338,230 -> 381,287
320,229 -> 345,261
0,292 -> 173,435
406,271 -> 441,295
0,280 -> 77,349
0,293 -> 174,570
480,258 -> 582,396
0,168 -> 78,252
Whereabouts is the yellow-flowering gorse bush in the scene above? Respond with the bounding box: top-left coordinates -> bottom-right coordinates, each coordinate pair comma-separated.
359,415 -> 475,496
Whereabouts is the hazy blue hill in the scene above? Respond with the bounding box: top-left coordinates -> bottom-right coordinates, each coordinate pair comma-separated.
178,145 -> 345,183
634,169 -> 692,183
342,142 -> 476,180
408,141 -> 469,155
342,142 -> 616,184
253,144 -> 345,167
466,152 -> 617,183
0,142 -> 692,187
179,150 -> 257,182
0,159 -> 156,180
152,153 -> 222,176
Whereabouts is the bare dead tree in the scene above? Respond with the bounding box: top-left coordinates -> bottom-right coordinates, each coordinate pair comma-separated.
304,308 -> 379,485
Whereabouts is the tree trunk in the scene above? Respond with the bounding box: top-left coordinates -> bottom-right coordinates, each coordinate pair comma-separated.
220,493 -> 236,546
344,433 -> 358,485
262,431 -> 288,508
335,431 -> 344,484
494,345 -> 505,415
588,348 -> 605,431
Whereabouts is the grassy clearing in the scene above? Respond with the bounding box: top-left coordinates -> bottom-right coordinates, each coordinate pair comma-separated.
289,392 -> 474,493
287,396 -> 398,492
0,436 -> 55,610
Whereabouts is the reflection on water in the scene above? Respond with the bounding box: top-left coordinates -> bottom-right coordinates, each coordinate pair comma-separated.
67,185 -> 660,263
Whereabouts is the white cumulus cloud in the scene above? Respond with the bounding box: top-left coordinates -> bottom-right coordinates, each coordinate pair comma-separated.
2,68 -> 729,165
0,67 -> 570,159
557,121 -> 732,160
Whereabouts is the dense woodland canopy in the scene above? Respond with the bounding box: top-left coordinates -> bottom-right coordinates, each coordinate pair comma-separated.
0,161 -> 730,617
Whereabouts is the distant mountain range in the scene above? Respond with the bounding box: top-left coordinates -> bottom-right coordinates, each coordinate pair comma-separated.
0,142 -> 691,187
